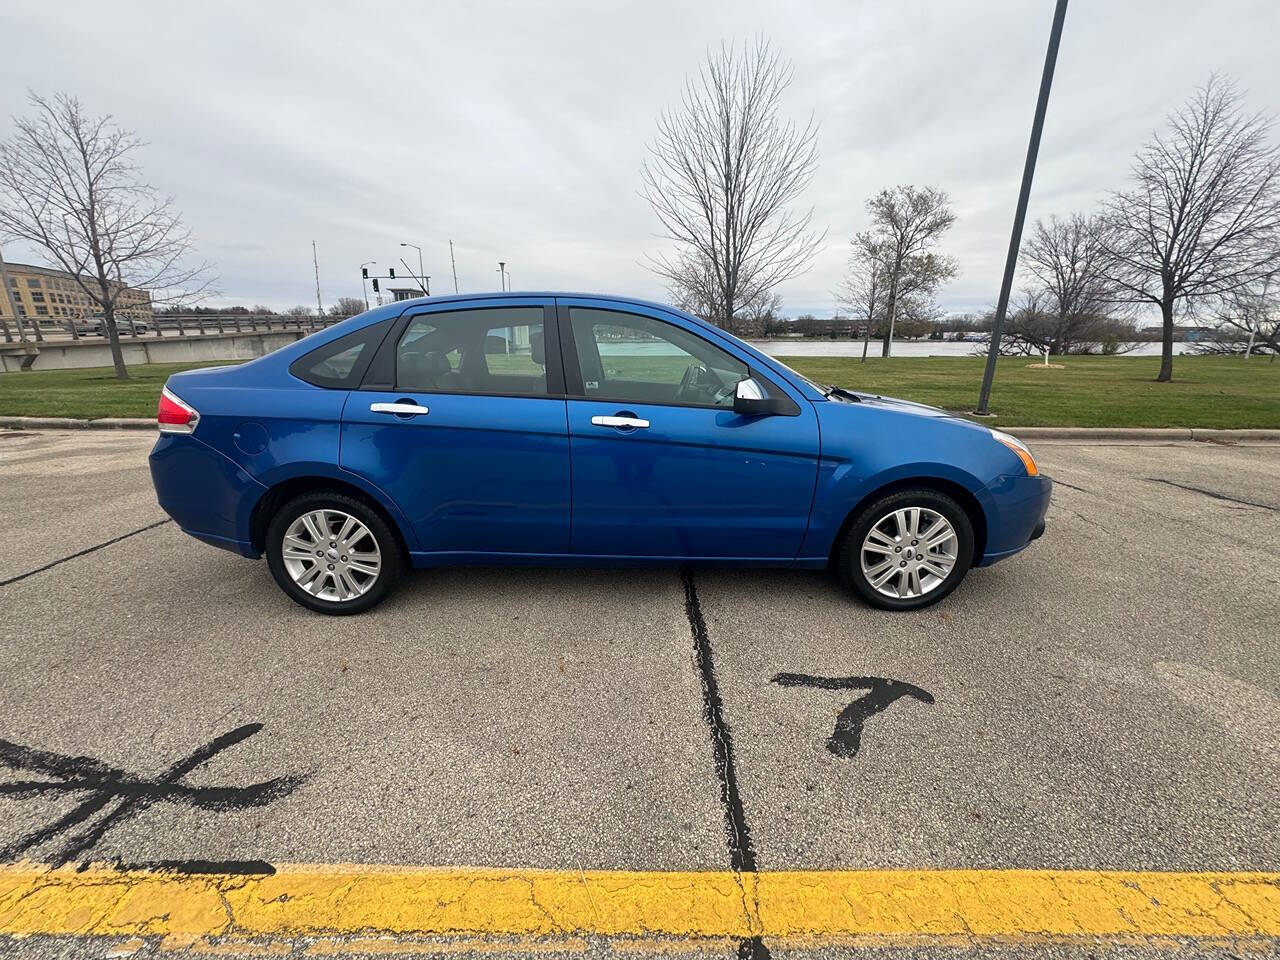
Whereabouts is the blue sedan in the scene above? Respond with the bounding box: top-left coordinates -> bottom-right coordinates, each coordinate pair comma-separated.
149,293 -> 1050,615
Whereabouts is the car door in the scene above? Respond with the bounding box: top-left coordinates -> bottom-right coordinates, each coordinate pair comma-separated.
340,298 -> 571,558
558,298 -> 821,561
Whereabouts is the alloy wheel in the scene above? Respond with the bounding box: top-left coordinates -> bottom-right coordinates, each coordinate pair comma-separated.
281,509 -> 382,602
859,506 -> 958,600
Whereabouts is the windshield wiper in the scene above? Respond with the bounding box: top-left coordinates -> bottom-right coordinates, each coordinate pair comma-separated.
826,384 -> 862,402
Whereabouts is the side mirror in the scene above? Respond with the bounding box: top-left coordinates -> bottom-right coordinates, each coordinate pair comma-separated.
733,377 -> 790,416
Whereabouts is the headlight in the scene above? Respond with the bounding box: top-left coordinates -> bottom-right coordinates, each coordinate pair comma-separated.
990,429 -> 1038,477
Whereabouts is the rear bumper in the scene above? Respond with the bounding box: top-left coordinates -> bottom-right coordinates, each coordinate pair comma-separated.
149,433 -> 265,558
976,473 -> 1052,567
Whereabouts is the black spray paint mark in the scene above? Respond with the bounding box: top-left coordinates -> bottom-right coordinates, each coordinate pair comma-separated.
681,570 -> 769,960
0,723 -> 306,870
772,674 -> 934,759
1146,477 -> 1277,512
0,519 -> 172,588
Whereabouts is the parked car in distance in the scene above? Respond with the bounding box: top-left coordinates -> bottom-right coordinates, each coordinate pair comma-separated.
68,315 -> 148,336
149,293 -> 1051,615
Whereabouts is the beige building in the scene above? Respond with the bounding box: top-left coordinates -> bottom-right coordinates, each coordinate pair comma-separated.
0,260 -> 153,328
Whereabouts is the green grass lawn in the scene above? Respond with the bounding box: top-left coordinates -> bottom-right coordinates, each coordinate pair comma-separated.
782,354 -> 1280,428
0,362 -> 232,420
0,354 -> 1277,428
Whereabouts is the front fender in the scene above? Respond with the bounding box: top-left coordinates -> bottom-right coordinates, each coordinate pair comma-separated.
799,458 -> 993,561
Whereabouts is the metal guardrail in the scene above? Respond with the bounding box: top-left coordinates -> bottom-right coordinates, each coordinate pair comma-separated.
0,315 -> 347,344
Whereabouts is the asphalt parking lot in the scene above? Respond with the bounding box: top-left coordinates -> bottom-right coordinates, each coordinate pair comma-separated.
0,429 -> 1277,959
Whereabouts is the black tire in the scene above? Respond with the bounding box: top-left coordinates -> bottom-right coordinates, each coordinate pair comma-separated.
266,490 -> 404,615
838,488 -> 974,611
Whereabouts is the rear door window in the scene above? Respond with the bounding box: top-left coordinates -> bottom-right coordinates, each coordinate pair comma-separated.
394,307 -> 551,397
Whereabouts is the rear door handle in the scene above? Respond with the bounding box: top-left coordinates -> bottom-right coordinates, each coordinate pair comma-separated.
591,415 -> 649,429
370,402 -> 429,416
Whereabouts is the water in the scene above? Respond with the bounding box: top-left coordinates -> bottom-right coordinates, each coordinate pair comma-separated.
747,339 -> 1191,358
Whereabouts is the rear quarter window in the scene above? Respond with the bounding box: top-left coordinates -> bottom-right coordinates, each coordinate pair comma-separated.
289,321 -> 391,388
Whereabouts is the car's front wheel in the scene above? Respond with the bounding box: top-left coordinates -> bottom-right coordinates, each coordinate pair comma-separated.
266,491 -> 403,615
838,488 -> 974,611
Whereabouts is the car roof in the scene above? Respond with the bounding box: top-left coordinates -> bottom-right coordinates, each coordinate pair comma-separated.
379,291 -> 682,314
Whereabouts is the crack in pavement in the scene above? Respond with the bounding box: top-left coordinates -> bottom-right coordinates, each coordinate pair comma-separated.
1147,477 -> 1279,512
0,519 -> 172,588
680,569 -> 770,960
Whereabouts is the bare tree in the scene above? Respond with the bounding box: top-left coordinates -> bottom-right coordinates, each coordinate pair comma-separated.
1099,75 -> 1280,381
642,38 -> 823,335
1019,213 -> 1124,354
1195,280 -> 1279,357
984,289 -> 1137,357
0,92 -> 213,379
858,185 -> 957,356
666,249 -> 782,333
327,296 -> 367,318
837,235 -> 888,355
838,224 -> 955,360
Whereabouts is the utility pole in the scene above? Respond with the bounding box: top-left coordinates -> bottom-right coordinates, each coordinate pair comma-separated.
312,241 -> 323,317
975,0 -> 1068,415
449,240 -> 459,293
360,260 -> 376,310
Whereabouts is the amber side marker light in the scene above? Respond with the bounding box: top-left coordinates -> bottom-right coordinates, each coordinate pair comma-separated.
991,429 -> 1039,477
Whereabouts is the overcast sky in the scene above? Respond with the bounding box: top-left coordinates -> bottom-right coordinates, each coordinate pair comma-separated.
2,0 -> 1277,315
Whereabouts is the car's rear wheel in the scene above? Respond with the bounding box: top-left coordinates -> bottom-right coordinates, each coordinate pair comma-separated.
838,488 -> 974,611
266,491 -> 403,615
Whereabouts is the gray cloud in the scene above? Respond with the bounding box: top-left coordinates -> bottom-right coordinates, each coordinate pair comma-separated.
2,0 -> 1276,314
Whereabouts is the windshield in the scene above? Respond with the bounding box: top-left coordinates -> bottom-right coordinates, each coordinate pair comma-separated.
705,324 -> 830,396
768,355 -> 828,395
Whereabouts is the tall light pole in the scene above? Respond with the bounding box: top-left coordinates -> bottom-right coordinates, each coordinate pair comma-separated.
449,240 -> 459,293
312,241 -> 323,317
497,261 -> 507,292
360,260 -> 376,310
401,243 -> 428,296
975,0 -> 1069,416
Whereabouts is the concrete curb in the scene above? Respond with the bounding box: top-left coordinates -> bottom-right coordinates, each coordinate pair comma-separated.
1,416 -> 1278,443
1008,426 -> 1280,442
0,416 -> 155,431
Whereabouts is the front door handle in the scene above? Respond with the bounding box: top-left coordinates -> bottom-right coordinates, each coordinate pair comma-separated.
370,402 -> 429,416
591,415 -> 649,429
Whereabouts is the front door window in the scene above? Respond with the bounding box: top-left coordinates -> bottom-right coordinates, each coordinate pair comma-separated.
568,308 -> 747,407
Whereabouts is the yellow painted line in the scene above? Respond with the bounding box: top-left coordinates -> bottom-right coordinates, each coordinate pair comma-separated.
0,864 -> 1277,943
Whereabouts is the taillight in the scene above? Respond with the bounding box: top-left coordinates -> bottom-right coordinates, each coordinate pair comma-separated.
157,386 -> 199,434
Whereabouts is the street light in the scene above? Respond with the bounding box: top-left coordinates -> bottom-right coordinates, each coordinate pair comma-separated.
360,261 -> 376,310
975,0 -> 1069,416
400,243 -> 428,296
497,261 -> 507,292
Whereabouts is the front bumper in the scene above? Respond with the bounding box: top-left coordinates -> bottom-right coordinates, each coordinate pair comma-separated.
976,473 -> 1052,567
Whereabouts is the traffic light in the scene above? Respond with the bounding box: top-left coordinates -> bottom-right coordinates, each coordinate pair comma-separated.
372,279 -> 380,292
389,267 -> 395,279
361,267 -> 368,279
